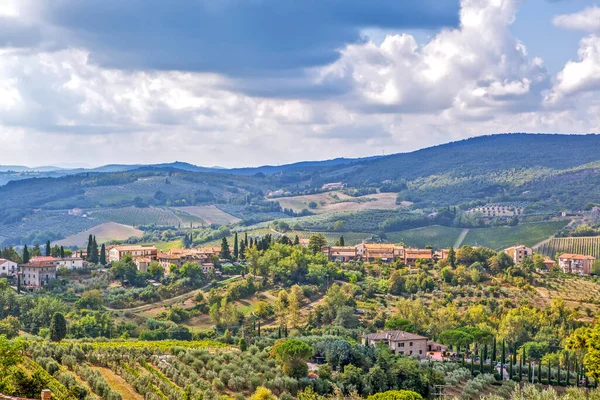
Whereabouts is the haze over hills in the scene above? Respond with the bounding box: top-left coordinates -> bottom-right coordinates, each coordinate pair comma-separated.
1,133 -> 599,246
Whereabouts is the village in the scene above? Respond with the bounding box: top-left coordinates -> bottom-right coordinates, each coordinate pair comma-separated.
2,239 -> 596,294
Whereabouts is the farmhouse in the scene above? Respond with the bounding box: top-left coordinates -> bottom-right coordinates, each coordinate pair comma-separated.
157,249 -> 213,273
356,244 -> 398,262
29,256 -> 86,270
324,246 -> 358,262
20,261 -> 57,290
0,258 -> 17,277
362,330 -> 428,358
108,245 -> 157,262
404,248 -> 435,266
504,245 -> 533,264
558,253 -> 596,275
321,182 -> 344,190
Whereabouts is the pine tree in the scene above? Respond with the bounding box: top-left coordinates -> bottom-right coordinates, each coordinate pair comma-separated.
100,244 -> 107,265
50,312 -> 67,342
45,240 -> 51,257
22,245 -> 30,264
220,237 -> 231,260
233,232 -> 239,260
339,236 -> 345,246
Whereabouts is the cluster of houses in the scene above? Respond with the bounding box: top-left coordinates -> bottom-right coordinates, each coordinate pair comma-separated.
324,243 -> 597,276
3,239 -> 598,291
323,243 -> 450,266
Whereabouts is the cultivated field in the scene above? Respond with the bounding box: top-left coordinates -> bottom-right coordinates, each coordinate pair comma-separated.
534,275 -> 600,319
275,191 -> 409,214
55,222 -> 143,247
176,205 -> 241,225
88,206 -> 204,227
462,221 -> 569,250
536,236 -> 600,259
385,226 -> 464,249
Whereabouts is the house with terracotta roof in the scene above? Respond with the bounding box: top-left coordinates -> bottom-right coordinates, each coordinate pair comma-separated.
504,245 -> 533,264
404,248 -> 435,266
20,261 -> 57,290
324,246 -> 358,262
108,245 -> 157,263
356,244 -> 399,262
558,253 -> 596,275
30,256 -> 86,270
0,258 -> 17,277
362,330 -> 428,358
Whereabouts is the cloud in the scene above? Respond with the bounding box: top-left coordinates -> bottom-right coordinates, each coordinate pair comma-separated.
19,0 -> 460,76
315,0 -> 549,119
547,35 -> 600,100
553,6 -> 600,33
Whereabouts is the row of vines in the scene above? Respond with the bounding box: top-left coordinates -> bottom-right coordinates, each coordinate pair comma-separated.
536,237 -> 600,259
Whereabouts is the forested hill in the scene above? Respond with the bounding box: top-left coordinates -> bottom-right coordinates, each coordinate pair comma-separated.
319,133 -> 600,183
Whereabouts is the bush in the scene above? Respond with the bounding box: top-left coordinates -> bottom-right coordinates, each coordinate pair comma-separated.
367,390 -> 424,400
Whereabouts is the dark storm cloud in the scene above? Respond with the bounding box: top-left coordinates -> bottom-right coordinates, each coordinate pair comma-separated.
40,0 -> 459,75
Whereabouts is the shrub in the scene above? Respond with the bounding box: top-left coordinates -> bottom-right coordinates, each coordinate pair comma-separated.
367,390 -> 424,400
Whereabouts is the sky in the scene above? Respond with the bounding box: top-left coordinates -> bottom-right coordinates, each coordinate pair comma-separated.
0,0 -> 599,168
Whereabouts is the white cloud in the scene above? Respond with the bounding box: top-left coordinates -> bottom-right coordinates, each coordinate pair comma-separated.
553,6 -> 600,33
547,35 -> 600,101
316,0 -> 548,119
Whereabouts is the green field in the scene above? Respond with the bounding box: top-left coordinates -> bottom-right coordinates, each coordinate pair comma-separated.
385,226 -> 464,248
536,236 -> 600,259
462,220 -> 569,250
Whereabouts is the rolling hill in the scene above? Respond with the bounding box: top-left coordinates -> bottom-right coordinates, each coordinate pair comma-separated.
1,133 -> 599,246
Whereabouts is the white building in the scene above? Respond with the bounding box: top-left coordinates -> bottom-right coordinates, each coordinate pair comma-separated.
20,262 -> 57,290
0,258 -> 18,277
30,256 -> 86,270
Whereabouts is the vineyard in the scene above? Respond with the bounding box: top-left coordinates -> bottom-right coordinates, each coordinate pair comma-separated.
536,236 -> 600,259
88,207 -> 204,228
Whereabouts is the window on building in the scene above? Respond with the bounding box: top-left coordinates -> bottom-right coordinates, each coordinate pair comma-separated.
399,343 -> 405,347
409,342 -> 413,346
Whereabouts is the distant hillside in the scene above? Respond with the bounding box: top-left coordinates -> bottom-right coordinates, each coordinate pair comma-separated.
1,133 -> 600,245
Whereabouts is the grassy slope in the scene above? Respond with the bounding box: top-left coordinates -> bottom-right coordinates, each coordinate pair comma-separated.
462,221 -> 569,250
275,191 -> 404,214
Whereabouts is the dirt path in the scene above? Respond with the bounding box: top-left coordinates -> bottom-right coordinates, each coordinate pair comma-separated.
105,275 -> 241,313
95,366 -> 144,400
454,228 -> 469,248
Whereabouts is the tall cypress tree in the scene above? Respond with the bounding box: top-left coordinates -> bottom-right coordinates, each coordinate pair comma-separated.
492,337 -> 497,369
521,346 -> 526,379
22,245 -> 30,264
90,236 -> 99,264
339,236 -> 345,246
220,237 -> 231,260
60,246 -> 65,259
548,358 -> 552,383
233,232 -> 239,260
239,240 -> 246,260
480,347 -> 484,373
86,234 -> 93,261
100,244 -> 107,265
45,240 -> 51,257
484,344 -> 488,372
501,340 -> 506,381
294,235 -> 300,246
448,246 -> 456,268
244,232 -> 248,247
566,353 -> 570,385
